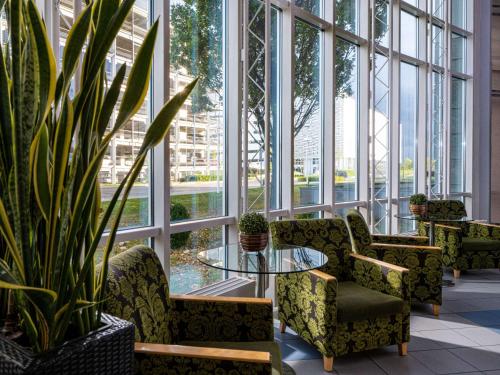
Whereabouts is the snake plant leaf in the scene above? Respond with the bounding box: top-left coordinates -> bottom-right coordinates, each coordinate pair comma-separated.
114,20 -> 158,129
0,35 -> 13,172
0,0 -> 5,12
26,0 -> 56,126
96,64 -> 126,138
54,300 -> 95,325
33,124 -> 51,220
140,78 -> 199,154
0,215 -> 22,280
94,0 -> 119,47
62,4 -> 92,92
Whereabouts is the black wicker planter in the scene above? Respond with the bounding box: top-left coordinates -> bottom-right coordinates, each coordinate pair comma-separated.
0,314 -> 134,375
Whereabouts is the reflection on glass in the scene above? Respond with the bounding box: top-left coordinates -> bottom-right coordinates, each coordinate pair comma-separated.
370,53 -> 390,233
0,7 -> 7,45
452,0 -> 466,29
294,19 -> 322,207
398,201 -> 416,233
400,11 -> 418,58
336,0 -> 357,34
433,0 -> 445,19
246,2 -> 281,212
96,238 -> 149,265
430,72 -> 444,196
170,0 -> 225,221
375,0 -> 389,47
335,38 -> 358,203
295,0 -> 322,17
432,25 -> 444,67
451,33 -> 466,73
400,63 -> 418,196
450,78 -> 466,193
170,226 -> 224,294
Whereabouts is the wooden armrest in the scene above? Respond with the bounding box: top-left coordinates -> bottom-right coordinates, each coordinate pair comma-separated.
470,221 -> 500,229
170,294 -> 272,305
370,242 -> 441,253
308,269 -> 336,282
372,234 -> 429,241
350,253 -> 409,273
135,343 -> 271,364
434,224 -> 462,231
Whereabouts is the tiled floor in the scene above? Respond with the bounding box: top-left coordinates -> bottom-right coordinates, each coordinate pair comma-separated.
276,269 -> 500,374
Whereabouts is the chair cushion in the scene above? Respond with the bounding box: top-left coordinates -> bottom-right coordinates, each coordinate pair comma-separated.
180,341 -> 282,375
462,237 -> 500,252
337,281 -> 404,322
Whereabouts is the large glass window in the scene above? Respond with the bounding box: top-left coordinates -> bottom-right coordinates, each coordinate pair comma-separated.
295,0 -> 322,17
432,0 -> 445,20
430,71 -> 444,196
169,0 -> 225,221
400,11 -> 418,58
432,25 -> 444,67
375,0 -> 390,48
450,77 -> 466,193
294,19 -> 322,207
451,33 -> 466,74
336,0 -> 357,34
400,63 -> 418,196
451,0 -> 466,29
335,38 -> 358,203
246,2 -> 281,211
0,6 -> 7,45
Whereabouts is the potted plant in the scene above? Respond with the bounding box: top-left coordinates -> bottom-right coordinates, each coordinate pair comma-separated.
239,213 -> 269,251
0,1 -> 196,374
409,194 -> 428,216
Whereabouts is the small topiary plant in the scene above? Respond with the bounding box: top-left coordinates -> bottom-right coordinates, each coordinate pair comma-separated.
410,193 -> 427,205
239,212 -> 269,235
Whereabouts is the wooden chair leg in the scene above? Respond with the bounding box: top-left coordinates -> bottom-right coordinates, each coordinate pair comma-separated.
398,342 -> 408,356
323,356 -> 334,372
432,304 -> 440,317
279,321 -> 286,333
453,269 -> 461,279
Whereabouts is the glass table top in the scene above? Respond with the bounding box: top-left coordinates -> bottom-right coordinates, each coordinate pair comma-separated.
197,244 -> 328,275
395,214 -> 473,222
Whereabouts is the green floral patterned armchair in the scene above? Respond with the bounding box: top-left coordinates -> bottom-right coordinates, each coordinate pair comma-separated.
101,246 -> 283,375
417,200 -> 500,278
270,218 -> 410,372
345,209 -> 442,316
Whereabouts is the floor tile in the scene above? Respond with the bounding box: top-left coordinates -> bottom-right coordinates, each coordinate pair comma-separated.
438,313 -> 478,329
457,327 -> 500,346
278,338 -> 322,361
449,346 -> 500,371
408,331 -> 443,351
410,315 -> 452,331
333,353 -> 386,375
459,310 -> 500,326
370,350 -> 434,375
285,359 -> 338,375
417,329 -> 480,348
411,349 -> 478,374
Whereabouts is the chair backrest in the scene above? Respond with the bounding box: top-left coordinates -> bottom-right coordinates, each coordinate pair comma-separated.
270,218 -> 352,280
426,199 -> 467,218
102,246 -> 173,344
345,209 -> 372,254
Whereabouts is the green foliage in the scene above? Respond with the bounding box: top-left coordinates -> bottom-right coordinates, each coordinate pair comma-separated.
0,0 -> 196,353
410,194 -> 428,205
170,203 -> 191,250
239,213 -> 269,235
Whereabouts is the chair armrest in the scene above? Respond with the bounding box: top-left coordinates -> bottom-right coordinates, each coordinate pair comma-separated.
372,234 -> 429,246
135,343 -> 271,363
170,295 -> 274,343
350,253 -> 411,301
468,221 -> 500,240
276,270 -> 337,357
135,343 -> 273,374
369,242 -> 441,254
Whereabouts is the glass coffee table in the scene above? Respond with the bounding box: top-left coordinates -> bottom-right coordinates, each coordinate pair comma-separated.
396,214 -> 472,246
197,244 -> 328,298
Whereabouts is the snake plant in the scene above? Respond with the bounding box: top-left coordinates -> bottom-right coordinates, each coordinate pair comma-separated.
0,0 -> 196,352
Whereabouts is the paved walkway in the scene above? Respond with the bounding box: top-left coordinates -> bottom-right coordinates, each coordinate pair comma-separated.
277,269 -> 500,374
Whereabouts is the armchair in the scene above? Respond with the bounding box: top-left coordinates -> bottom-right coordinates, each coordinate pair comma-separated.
101,246 -> 283,375
417,200 -> 500,278
345,209 -> 442,315
270,218 -> 410,372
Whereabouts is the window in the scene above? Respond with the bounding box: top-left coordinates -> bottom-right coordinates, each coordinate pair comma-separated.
400,62 -> 418,196
401,11 -> 418,58
294,19 -> 322,207
295,0 -> 322,17
432,0 -> 445,20
430,71 -> 444,196
0,6 -> 7,45
335,38 -> 358,203
451,33 -> 466,74
451,0 -> 466,29
245,2 -> 281,211
169,0 -> 225,221
432,25 -> 444,67
375,0 -> 390,48
450,77 -> 466,193
336,0 -> 357,34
